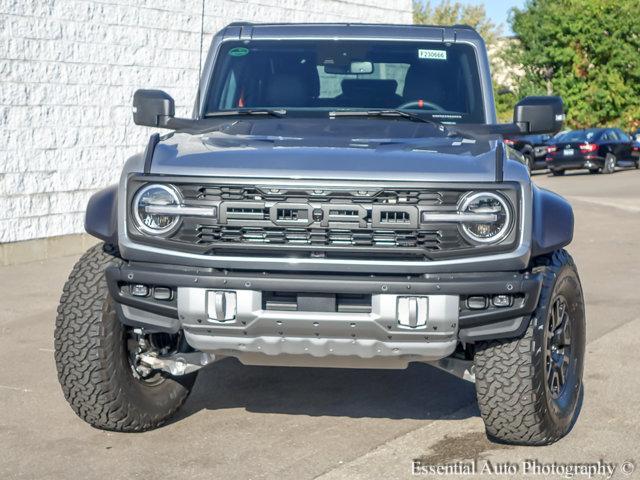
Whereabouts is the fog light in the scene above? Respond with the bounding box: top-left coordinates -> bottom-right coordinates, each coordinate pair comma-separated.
153,287 -> 172,301
130,284 -> 149,297
492,295 -> 513,308
466,296 -> 488,310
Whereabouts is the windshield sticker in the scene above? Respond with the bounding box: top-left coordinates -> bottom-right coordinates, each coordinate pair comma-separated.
229,47 -> 249,57
418,49 -> 447,60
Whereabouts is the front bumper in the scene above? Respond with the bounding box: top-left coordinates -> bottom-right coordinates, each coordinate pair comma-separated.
547,155 -> 604,171
106,263 -> 543,368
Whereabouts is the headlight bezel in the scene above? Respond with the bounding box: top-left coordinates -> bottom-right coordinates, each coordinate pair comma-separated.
457,191 -> 514,245
132,183 -> 183,236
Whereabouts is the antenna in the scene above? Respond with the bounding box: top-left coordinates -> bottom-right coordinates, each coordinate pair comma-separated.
195,0 -> 206,119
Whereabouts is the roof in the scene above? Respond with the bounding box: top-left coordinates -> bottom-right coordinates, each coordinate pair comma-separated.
219,22 -> 483,44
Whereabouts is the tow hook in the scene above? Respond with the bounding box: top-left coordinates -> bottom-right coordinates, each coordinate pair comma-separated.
137,352 -> 215,376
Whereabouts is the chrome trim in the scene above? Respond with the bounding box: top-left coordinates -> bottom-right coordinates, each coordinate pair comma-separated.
118,239 -> 531,274
421,212 -> 498,223
145,205 -> 217,217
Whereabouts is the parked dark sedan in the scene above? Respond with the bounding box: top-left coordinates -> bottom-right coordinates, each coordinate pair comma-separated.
545,128 -> 639,175
503,134 -> 551,171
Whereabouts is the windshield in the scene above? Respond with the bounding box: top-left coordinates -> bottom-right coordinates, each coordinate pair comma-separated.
205,40 -> 485,124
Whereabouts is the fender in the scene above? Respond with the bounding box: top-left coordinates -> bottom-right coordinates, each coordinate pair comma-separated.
85,184 -> 118,245
531,184 -> 574,257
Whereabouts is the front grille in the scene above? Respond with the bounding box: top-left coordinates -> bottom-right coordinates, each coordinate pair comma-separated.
128,179 -> 518,260
165,184 -> 475,257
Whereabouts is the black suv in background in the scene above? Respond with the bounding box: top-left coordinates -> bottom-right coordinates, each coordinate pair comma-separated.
504,134 -> 551,172
546,127 -> 639,175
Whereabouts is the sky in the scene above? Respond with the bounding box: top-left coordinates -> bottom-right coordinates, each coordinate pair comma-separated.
449,0 -> 527,35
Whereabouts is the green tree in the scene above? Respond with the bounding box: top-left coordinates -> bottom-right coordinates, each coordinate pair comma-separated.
413,0 -> 502,48
413,1 -> 516,122
511,0 -> 640,130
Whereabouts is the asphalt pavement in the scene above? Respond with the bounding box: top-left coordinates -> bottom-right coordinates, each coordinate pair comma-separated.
1,168 -> 639,480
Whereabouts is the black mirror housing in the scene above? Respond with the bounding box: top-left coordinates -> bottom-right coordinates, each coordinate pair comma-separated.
514,96 -> 564,134
133,89 -> 175,128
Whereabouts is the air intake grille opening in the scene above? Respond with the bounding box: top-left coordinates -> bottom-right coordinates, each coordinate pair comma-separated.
380,210 -> 411,223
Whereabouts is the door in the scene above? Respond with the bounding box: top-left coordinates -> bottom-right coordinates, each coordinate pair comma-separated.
613,129 -> 633,160
599,130 -> 617,158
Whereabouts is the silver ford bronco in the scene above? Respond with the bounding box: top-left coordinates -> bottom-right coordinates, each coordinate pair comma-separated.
55,23 -> 585,445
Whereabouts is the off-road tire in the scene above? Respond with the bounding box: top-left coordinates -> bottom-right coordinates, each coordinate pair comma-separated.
54,244 -> 196,432
474,249 -> 585,445
588,168 -> 600,174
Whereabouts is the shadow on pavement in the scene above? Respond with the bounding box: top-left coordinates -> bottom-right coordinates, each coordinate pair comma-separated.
172,357 -> 479,422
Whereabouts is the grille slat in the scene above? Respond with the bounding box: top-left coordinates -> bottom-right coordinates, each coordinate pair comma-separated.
182,185 -> 456,206
196,225 -> 451,250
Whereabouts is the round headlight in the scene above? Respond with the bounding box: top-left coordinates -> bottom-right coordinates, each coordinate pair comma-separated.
132,184 -> 181,235
459,192 -> 512,244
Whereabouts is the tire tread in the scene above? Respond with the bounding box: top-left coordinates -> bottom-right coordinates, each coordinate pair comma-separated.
54,244 -> 191,432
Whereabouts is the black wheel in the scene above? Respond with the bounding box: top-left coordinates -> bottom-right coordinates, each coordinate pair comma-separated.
54,244 -> 196,431
551,169 -> 565,176
602,153 -> 616,174
589,168 -> 600,174
635,160 -> 639,169
474,250 -> 586,445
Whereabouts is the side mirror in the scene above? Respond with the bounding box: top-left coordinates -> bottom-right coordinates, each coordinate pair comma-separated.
133,89 -> 175,128
514,96 -> 564,134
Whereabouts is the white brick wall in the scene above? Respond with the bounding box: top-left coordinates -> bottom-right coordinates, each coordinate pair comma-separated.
0,0 -> 413,243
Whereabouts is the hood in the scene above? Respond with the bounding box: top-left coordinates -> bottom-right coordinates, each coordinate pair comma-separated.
150,118 -> 498,182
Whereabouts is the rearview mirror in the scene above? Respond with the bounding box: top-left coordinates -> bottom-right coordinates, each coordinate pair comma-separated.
514,96 -> 564,134
133,89 -> 175,128
324,61 -> 374,75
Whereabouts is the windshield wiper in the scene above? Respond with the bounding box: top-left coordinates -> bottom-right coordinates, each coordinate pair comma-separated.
329,110 -> 493,143
330,109 -> 478,140
329,109 -> 438,124
205,108 -> 287,118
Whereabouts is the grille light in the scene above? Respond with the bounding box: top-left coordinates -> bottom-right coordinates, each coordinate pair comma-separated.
459,192 -> 512,244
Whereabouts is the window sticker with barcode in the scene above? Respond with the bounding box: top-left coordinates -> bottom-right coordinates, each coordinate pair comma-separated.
418,49 -> 447,60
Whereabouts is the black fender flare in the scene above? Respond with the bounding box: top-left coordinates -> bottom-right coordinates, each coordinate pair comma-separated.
531,184 -> 574,257
84,185 -> 118,245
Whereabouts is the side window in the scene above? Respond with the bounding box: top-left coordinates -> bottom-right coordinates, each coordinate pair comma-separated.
599,130 -> 612,142
616,129 -> 630,142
